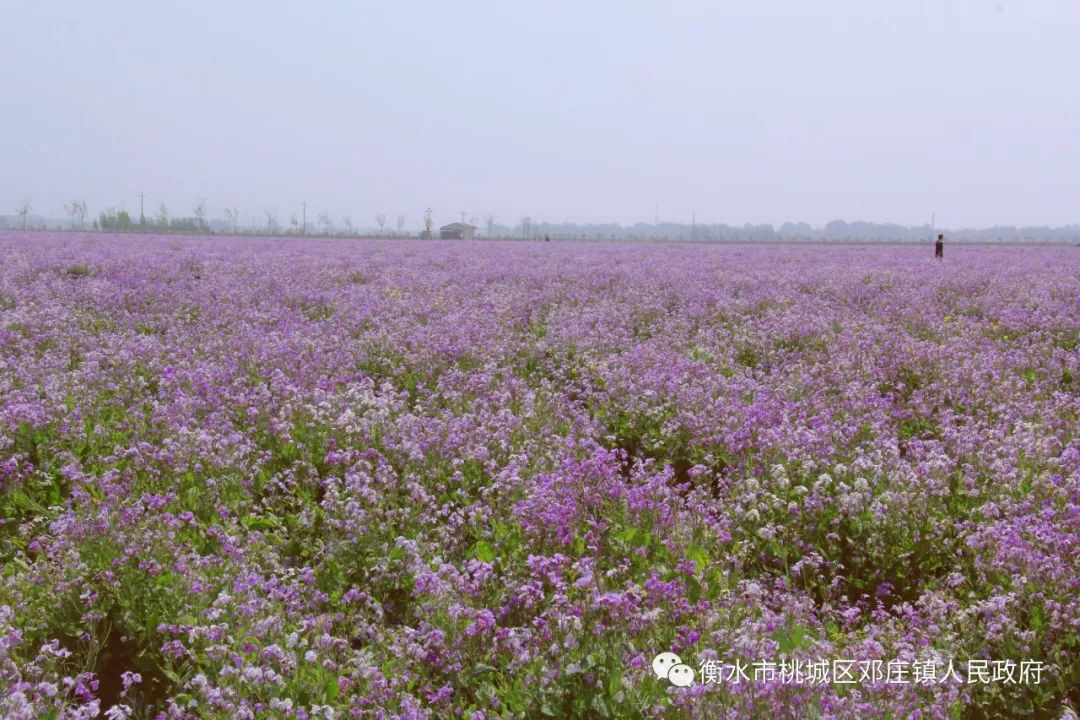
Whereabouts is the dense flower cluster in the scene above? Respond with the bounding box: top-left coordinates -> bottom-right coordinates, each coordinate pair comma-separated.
1,233 -> 1078,718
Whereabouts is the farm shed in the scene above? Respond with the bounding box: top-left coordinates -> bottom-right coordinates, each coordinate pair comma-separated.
440,222 -> 476,240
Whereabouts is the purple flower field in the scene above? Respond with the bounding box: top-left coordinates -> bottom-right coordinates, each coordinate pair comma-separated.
1,232 -> 1079,719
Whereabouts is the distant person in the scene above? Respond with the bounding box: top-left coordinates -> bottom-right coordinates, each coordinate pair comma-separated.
544,234 -> 551,242
935,233 -> 944,259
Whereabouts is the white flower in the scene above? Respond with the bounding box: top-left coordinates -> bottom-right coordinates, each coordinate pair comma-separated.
104,705 -> 133,720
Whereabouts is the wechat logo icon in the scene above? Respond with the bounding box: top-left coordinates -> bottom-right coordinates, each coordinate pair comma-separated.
652,652 -> 695,687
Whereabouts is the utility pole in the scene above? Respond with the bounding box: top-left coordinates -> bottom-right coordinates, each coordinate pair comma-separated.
139,191 -> 145,226
691,211 -> 696,239
302,201 -> 307,235
654,202 -> 659,226
460,210 -> 466,224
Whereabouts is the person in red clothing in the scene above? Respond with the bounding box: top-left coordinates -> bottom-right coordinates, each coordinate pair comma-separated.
935,233 -> 944,259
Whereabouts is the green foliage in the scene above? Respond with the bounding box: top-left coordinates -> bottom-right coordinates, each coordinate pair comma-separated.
771,622 -> 815,655
472,540 -> 496,563
736,344 -> 760,369
98,207 -> 133,231
897,414 -> 939,442
304,303 -> 335,321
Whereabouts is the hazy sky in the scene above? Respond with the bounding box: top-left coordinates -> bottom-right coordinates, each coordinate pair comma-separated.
2,0 -> 1078,229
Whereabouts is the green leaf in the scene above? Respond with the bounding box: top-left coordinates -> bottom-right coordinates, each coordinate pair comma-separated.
243,514 -> 279,532
471,662 -> 498,678
616,527 -> 651,548
705,567 -> 727,599
503,688 -> 526,712
473,541 -> 496,563
772,623 -> 814,654
324,675 -> 340,702
686,575 -> 702,604
792,624 -> 809,649
686,544 -> 710,573
607,667 -> 624,696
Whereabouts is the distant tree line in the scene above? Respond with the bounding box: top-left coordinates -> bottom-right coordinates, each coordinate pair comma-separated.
95,207 -> 206,233
492,219 -> 1080,244
4,198 -> 1080,244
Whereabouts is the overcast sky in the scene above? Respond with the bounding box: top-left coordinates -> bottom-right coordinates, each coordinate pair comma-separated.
2,0 -> 1078,229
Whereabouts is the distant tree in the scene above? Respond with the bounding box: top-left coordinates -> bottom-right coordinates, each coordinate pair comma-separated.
289,212 -> 299,234
99,207 -> 133,231
64,200 -> 78,230
396,213 -> 406,236
520,216 -> 533,240
375,213 -> 387,235
779,222 -> 813,239
64,199 -> 87,230
265,209 -> 279,234
15,199 -> 31,230
157,202 -> 169,228
194,199 -> 208,231
170,215 -> 200,232
318,210 -> 332,235
342,216 -> 353,235
485,215 -> 495,238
